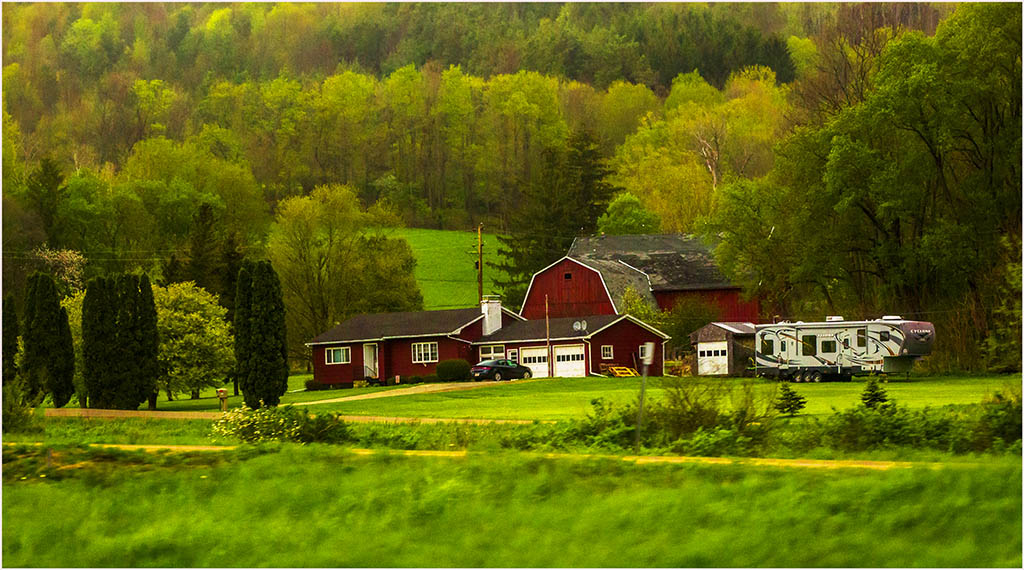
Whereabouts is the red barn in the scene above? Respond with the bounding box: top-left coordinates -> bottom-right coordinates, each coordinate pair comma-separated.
521,234 -> 760,322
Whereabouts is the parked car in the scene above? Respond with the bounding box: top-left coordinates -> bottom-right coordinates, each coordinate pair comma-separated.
471,359 -> 532,381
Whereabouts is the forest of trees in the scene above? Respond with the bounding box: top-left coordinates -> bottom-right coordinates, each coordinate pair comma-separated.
2,2 -> 1018,372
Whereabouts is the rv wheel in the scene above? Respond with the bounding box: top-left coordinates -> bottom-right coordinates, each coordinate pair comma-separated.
809,371 -> 823,383
794,371 -> 805,383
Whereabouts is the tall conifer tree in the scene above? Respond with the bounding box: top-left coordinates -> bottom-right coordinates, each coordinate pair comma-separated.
3,294 -> 19,386
136,274 -> 160,407
83,276 -> 118,408
241,261 -> 288,408
22,273 -> 74,407
233,260 -> 254,399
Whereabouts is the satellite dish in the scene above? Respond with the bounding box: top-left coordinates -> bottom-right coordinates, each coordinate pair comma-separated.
573,321 -> 582,332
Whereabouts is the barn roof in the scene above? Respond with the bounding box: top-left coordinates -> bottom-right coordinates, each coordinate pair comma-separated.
308,308 -> 483,344
569,234 -> 736,292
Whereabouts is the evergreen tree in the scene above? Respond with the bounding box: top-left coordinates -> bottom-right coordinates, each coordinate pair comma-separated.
860,378 -> 890,410
216,232 -> 245,323
242,261 -> 288,408
50,306 -> 76,408
22,273 -> 75,407
24,157 -> 67,247
185,203 -> 219,291
493,133 -> 620,306
136,274 -> 160,408
3,294 -> 19,386
774,383 -> 807,417
233,259 -> 254,398
83,276 -> 118,408
161,254 -> 187,286
111,274 -> 143,409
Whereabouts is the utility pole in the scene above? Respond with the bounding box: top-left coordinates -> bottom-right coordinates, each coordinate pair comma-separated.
477,223 -> 484,304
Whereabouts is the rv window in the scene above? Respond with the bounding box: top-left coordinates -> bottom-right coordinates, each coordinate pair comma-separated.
842,339 -> 850,349
821,340 -> 836,353
879,331 -> 890,342
857,329 -> 866,348
761,338 -> 775,355
801,335 -> 817,357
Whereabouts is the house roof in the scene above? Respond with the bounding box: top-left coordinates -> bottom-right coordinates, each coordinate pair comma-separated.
308,307 -> 484,344
479,313 -> 669,343
569,234 -> 736,292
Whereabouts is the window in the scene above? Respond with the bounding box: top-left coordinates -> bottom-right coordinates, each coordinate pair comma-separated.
508,349 -> 518,363
412,342 -> 439,364
639,344 -> 650,360
781,341 -> 787,353
480,345 -> 505,360
564,272 -> 573,280
325,347 -> 350,365
821,340 -> 837,354
879,331 -> 890,342
801,335 -> 817,357
523,354 -> 547,364
761,338 -> 775,355
601,345 -> 613,359
857,329 -> 867,348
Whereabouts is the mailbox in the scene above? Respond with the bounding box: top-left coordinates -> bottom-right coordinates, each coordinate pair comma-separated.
216,388 -> 228,411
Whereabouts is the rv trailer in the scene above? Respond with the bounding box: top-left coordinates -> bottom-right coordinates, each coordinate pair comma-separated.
754,316 -> 935,382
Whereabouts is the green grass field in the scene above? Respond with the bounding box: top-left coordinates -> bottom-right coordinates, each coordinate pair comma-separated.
391,227 -> 507,310
3,445 -> 1019,567
301,375 -> 1018,420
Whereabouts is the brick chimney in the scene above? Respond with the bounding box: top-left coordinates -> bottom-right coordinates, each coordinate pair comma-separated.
481,295 -> 502,336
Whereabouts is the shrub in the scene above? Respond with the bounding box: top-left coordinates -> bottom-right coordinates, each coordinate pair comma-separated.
211,405 -> 349,444
972,388 -> 1022,450
2,381 -> 42,434
353,380 -> 369,389
861,378 -> 890,410
423,374 -> 440,383
304,379 -> 326,391
774,383 -> 807,417
436,359 -> 470,381
409,376 -> 424,384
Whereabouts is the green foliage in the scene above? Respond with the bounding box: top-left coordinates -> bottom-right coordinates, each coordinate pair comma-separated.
436,359 -> 471,382
266,185 -> 423,363
3,293 -> 19,386
774,383 -> 807,417
152,282 -> 234,399
597,192 -> 661,235
82,276 -> 118,408
211,405 -> 349,444
860,378 -> 890,410
1,381 -> 41,434
239,260 -> 288,408
233,260 -> 253,395
22,272 -> 75,407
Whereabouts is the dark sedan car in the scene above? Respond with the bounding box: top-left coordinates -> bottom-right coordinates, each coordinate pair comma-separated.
471,359 -> 532,381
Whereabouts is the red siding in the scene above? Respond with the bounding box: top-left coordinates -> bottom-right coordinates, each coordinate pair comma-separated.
382,336 -> 473,380
654,289 -> 760,322
311,343 -> 364,386
521,259 -> 616,319
590,319 -> 665,375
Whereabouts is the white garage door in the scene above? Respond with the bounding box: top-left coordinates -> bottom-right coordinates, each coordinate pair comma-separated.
553,345 -> 586,377
697,341 -> 728,376
520,347 -> 549,378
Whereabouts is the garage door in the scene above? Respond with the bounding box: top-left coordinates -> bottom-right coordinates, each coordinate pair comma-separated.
553,345 -> 586,377
520,347 -> 549,378
697,341 -> 728,376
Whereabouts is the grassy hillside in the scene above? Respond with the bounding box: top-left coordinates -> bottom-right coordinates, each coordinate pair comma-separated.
391,228 -> 508,311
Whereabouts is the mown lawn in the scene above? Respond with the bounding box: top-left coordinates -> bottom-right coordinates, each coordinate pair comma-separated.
392,227 -> 506,310
2,445 -> 1019,567
301,374 -> 1019,420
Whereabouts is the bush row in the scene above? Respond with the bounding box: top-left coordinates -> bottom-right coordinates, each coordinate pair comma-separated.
211,380 -> 1022,458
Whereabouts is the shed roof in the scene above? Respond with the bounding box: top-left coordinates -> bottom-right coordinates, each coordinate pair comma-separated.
308,308 -> 483,344
569,234 -> 736,292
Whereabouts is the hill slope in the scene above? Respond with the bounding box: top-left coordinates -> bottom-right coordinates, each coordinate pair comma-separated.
392,228 -> 508,311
